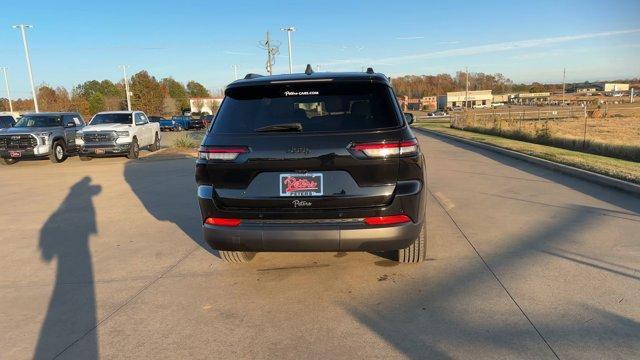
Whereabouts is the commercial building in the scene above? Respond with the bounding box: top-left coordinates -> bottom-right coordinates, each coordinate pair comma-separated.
567,82 -> 629,93
511,92 -> 551,105
189,98 -> 223,114
437,90 -> 492,109
397,96 -> 438,111
603,83 -> 629,92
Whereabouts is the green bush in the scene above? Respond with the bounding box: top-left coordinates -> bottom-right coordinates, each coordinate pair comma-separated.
172,133 -> 197,149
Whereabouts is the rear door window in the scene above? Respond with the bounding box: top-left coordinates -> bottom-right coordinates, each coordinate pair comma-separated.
212,81 -> 402,134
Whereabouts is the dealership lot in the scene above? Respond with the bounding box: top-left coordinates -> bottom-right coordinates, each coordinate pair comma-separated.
0,132 -> 638,359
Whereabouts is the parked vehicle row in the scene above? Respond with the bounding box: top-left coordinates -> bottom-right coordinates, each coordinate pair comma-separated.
0,111 -> 160,165
149,115 -> 208,132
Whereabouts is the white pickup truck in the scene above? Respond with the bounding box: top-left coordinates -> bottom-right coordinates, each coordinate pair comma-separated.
76,111 -> 161,160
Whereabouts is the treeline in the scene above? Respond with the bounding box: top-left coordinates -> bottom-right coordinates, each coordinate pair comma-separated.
392,71 -> 562,98
0,70 -> 211,119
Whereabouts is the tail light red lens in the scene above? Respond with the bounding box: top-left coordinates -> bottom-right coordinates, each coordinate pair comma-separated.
205,217 -> 242,227
198,146 -> 248,161
350,139 -> 418,158
363,215 -> 411,225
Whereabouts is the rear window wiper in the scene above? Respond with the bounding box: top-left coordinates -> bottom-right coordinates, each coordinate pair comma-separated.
255,122 -> 303,132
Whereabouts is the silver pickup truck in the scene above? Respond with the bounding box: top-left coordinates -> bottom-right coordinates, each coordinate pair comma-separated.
0,112 -> 85,165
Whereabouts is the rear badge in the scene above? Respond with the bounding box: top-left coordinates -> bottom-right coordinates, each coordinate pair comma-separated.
280,173 -> 323,197
292,200 -> 312,208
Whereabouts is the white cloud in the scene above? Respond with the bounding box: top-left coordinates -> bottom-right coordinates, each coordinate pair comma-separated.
396,36 -> 425,40
321,28 -> 640,68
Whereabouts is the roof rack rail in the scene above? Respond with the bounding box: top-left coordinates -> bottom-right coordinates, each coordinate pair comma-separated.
244,73 -> 263,79
305,64 -> 314,75
366,67 -> 374,74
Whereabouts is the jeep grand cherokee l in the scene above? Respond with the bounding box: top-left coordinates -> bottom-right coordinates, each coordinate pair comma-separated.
196,68 -> 426,263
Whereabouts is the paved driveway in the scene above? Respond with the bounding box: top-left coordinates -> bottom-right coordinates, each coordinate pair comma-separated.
0,132 -> 638,359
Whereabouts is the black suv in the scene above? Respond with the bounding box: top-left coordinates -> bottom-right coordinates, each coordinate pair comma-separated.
196,68 -> 426,263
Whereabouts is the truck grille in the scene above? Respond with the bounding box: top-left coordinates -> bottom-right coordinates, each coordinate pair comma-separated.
83,132 -> 116,143
0,134 -> 38,150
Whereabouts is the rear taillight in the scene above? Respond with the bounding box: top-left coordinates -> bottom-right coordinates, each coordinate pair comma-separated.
364,215 -> 411,225
349,139 -> 418,158
205,217 -> 242,227
198,146 -> 249,161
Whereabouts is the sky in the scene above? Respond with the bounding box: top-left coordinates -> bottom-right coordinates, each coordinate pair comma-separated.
0,0 -> 639,98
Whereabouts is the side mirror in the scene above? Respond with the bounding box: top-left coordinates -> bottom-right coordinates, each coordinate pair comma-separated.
404,113 -> 415,125
66,121 -> 76,127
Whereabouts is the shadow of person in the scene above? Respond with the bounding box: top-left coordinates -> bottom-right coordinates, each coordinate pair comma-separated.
34,177 -> 101,360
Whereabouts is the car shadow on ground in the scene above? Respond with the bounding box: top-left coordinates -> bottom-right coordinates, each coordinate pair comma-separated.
123,158 -> 217,256
344,132 -> 640,358
34,176 -> 101,360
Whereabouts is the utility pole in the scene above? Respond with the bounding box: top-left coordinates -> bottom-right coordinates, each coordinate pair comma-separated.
259,31 -> 280,75
280,27 -> 296,74
232,64 -> 239,80
631,88 -> 635,104
120,65 -> 131,111
0,67 -> 13,112
12,24 -> 38,112
464,67 -> 469,109
561,68 -> 566,107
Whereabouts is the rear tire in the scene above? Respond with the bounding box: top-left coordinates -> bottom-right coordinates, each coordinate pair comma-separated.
149,133 -> 160,152
397,223 -> 426,263
219,251 -> 255,263
126,138 -> 140,159
2,158 -> 18,165
49,140 -> 67,163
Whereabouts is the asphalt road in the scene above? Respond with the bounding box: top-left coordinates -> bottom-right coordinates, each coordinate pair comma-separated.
1,132 -> 638,359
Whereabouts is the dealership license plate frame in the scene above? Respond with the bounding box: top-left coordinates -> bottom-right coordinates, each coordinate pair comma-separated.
94,149 -> 106,155
9,151 -> 21,158
279,173 -> 323,197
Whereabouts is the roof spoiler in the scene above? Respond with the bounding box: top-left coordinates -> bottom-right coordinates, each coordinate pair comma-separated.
244,73 -> 263,80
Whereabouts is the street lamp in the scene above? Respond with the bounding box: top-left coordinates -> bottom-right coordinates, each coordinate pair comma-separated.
120,65 -> 132,111
12,24 -> 39,112
0,67 -> 13,112
280,27 -> 296,74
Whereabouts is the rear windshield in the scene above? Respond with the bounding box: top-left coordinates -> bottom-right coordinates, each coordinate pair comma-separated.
212,81 -> 402,134
90,113 -> 132,125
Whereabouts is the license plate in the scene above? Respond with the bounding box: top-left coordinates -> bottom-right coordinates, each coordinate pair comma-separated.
9,151 -> 21,158
279,173 -> 323,197
94,149 -> 105,155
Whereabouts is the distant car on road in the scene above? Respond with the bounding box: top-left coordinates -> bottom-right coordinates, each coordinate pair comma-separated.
77,111 -> 160,160
0,112 -> 84,165
472,104 -> 490,109
427,110 -> 448,117
491,103 -> 505,108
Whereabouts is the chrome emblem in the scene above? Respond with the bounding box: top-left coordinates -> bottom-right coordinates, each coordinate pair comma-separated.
292,200 -> 312,208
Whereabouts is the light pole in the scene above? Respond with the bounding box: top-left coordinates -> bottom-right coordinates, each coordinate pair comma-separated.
280,27 -> 296,74
12,24 -> 38,112
232,64 -> 239,80
0,67 -> 13,112
120,65 -> 132,111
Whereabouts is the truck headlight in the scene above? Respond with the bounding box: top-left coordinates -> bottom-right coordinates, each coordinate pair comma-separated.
116,131 -> 130,138
38,132 -> 51,145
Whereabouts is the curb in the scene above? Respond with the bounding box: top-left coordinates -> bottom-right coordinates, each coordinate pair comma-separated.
414,127 -> 640,196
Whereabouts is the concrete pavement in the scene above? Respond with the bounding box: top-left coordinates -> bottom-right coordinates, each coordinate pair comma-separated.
0,132 -> 638,359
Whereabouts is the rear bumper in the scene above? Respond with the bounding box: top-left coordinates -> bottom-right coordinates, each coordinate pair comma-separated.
203,220 -> 422,252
